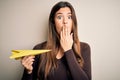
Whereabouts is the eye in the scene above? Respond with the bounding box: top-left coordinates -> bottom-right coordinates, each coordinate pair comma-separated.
57,16 -> 62,19
68,15 -> 72,19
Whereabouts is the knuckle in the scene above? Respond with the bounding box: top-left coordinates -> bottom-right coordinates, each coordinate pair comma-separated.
22,62 -> 25,65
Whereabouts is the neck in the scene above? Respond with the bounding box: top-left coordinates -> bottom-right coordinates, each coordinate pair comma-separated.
56,48 -> 64,59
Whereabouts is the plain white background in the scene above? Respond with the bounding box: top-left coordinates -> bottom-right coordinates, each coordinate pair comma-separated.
0,0 -> 120,80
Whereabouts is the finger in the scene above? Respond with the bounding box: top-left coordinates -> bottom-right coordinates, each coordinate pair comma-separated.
60,27 -> 63,39
21,56 -> 28,65
22,58 -> 34,69
24,56 -> 35,65
63,26 -> 65,37
70,33 -> 73,43
60,30 -> 63,39
21,56 -> 34,66
70,33 -> 73,38
22,56 -> 28,61
22,55 -> 34,62
66,26 -> 69,36
64,26 -> 67,36
26,55 -> 35,60
27,60 -> 34,67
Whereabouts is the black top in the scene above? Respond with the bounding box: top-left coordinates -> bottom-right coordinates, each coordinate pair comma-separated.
21,42 -> 91,80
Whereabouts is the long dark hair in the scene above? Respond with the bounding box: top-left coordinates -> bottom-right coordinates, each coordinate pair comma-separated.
38,1 -> 84,79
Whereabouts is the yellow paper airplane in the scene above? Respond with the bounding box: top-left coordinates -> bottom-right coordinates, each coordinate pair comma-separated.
10,50 -> 51,60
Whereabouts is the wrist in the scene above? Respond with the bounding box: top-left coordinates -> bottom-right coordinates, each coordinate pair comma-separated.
27,70 -> 32,74
64,48 -> 72,52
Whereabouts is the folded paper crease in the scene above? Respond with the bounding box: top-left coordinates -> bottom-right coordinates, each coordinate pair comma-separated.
10,50 -> 51,60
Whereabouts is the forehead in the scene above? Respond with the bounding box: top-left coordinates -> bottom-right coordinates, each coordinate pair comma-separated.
55,7 -> 71,15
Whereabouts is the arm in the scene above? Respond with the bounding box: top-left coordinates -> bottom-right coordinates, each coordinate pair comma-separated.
21,55 -> 40,80
64,43 -> 91,80
21,42 -> 46,80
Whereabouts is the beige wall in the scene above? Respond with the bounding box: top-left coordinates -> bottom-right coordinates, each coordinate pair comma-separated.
0,0 -> 120,80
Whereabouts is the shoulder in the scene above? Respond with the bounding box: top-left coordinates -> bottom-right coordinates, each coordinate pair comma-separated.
80,42 -> 90,50
33,41 -> 47,50
32,41 -> 47,60
80,42 -> 91,57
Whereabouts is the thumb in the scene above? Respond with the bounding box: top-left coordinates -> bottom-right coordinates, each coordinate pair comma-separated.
70,33 -> 73,38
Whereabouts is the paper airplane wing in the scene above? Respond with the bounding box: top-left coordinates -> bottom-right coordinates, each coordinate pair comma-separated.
10,50 -> 51,60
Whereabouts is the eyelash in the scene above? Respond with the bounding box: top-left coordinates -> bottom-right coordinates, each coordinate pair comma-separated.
57,16 -> 62,19
68,16 -> 72,19
57,16 -> 72,19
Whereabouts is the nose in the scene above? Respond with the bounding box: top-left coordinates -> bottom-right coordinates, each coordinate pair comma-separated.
63,17 -> 68,24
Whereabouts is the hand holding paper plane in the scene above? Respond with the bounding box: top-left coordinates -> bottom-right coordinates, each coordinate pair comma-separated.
10,50 -> 51,60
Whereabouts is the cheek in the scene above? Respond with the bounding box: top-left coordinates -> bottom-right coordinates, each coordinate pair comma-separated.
68,21 -> 73,32
55,21 -> 62,34
56,26 -> 62,35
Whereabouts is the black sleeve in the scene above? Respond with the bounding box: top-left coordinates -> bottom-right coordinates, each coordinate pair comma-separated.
64,43 -> 91,80
21,55 -> 40,80
21,42 -> 46,80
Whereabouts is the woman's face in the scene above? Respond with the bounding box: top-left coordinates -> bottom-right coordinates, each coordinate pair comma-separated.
54,7 -> 73,35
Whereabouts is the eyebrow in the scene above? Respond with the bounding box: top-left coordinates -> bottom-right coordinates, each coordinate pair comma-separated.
56,12 -> 72,15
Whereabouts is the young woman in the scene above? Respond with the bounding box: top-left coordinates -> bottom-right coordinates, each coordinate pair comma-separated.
21,1 -> 91,80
